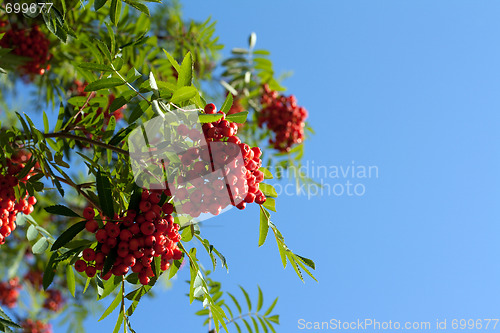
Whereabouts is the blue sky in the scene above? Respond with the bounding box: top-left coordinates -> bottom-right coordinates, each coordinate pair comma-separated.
56,0 -> 500,332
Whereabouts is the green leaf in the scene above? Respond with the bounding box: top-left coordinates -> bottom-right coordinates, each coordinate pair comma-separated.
275,236 -> 287,269
296,255 -> 316,270
0,308 -> 21,329
96,171 -> 115,218
267,315 -> 280,324
108,124 -> 136,146
239,286 -> 252,312
259,183 -> 278,198
258,317 -> 269,333
198,113 -> 223,123
262,198 -> 276,212
43,111 -> 49,132
219,93 -> 233,114
177,52 -> 193,87
67,96 -> 90,107
99,289 -> 122,321
55,103 -> 64,132
128,100 -> 151,123
110,90 -> 136,112
258,207 -> 270,246
112,311 -> 124,333
123,0 -> 150,15
170,86 -> 197,104
157,81 -> 177,94
125,285 -> 152,301
232,48 -> 249,55
51,221 -> 86,251
27,224 -> 38,241
257,286 -> 264,312
102,249 -> 117,276
43,252 -> 59,290
151,256 -> 161,278
99,275 -> 122,299
251,317 -> 260,333
66,265 -> 76,297
181,224 -> 194,242
220,80 -> 238,96
126,68 -> 142,83
292,254 -> 317,282
259,167 -> 273,179
226,111 -> 248,124
44,205 -> 81,218
195,309 -> 210,316
163,49 -> 180,73
242,319 -> 252,332
149,72 -> 159,99
64,239 -> 93,249
84,78 -> 124,92
94,39 -> 112,62
125,273 -> 139,285
227,292 -> 241,314
253,49 -> 271,56
94,0 -> 108,11
106,24 -> 116,56
110,0 -> 119,25
32,237 -> 49,254
77,62 -> 114,72
83,277 -> 91,294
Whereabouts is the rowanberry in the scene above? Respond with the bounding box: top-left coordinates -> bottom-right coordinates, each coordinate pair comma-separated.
162,203 -> 174,215
75,259 -> 87,272
82,248 -> 96,261
85,219 -> 99,233
85,265 -> 97,278
141,222 -> 155,236
95,229 -> 108,243
83,207 -> 95,220
204,103 -> 217,114
139,200 -> 152,212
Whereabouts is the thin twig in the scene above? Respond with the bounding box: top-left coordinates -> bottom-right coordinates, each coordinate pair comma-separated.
52,175 -> 99,210
112,65 -> 150,104
64,73 -> 103,131
122,276 -> 127,333
43,132 -> 129,156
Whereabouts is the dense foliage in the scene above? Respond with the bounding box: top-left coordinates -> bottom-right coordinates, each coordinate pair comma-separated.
0,1 -> 315,332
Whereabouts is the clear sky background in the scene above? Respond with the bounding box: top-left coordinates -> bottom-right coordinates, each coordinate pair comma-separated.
42,0 -> 500,332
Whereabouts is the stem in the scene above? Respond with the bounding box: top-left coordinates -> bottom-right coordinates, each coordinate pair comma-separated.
112,65 -> 150,104
64,73 -> 103,131
52,175 -> 99,210
219,313 -> 256,331
43,132 -> 129,156
122,276 -> 127,333
208,307 -> 212,333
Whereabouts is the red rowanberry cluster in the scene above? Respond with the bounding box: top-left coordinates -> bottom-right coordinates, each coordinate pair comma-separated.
203,103 -> 267,208
168,103 -> 266,217
0,278 -> 21,308
258,84 -> 308,152
24,269 -> 43,289
43,289 -> 65,312
0,155 -> 38,245
0,22 -> 51,76
21,319 -> 52,333
75,193 -> 182,285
